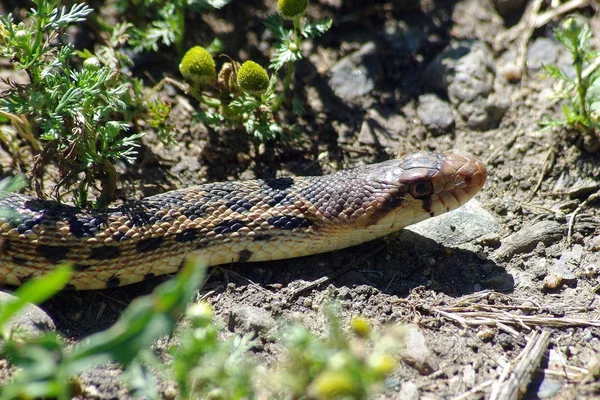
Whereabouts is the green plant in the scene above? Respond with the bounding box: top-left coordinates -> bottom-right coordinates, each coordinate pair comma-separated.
274,307 -> 401,399
543,16 -> 600,152
0,266 -> 403,399
0,259 -> 207,399
0,0 -> 174,208
177,0 -> 332,141
108,0 -> 232,54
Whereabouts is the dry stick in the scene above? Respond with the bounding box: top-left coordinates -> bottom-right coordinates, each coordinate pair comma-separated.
567,188 -> 600,244
437,309 -> 600,328
525,147 -> 556,202
452,379 -> 495,400
580,357 -> 600,384
496,0 -> 591,76
486,128 -> 521,165
489,330 -> 552,400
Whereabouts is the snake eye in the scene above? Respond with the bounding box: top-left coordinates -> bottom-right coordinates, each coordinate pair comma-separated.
409,180 -> 433,199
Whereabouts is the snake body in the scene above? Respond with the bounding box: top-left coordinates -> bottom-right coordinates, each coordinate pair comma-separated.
0,152 -> 486,290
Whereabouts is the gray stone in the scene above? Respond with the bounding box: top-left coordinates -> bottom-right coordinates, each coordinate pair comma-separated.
398,381 -> 420,400
227,305 -> 276,338
494,0 -> 528,17
527,37 -> 559,71
0,291 -> 55,335
424,40 -> 509,130
406,200 -> 500,247
358,108 -> 408,147
493,221 -> 564,261
548,245 -> 582,284
383,20 -> 427,55
328,42 -> 382,102
536,378 -> 563,398
397,324 -> 439,375
416,94 -> 455,135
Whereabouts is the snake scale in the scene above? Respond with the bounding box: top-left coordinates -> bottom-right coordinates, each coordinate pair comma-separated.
0,152 -> 486,290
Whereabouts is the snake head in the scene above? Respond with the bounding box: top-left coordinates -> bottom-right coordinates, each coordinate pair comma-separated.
364,151 -> 487,226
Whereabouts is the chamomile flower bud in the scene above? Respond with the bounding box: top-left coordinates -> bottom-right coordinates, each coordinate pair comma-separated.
308,370 -> 360,399
185,301 -> 213,328
562,17 -> 582,37
278,0 -> 309,19
350,316 -> 371,338
83,56 -> 101,71
237,61 -> 269,96
179,46 -> 216,87
367,353 -> 397,377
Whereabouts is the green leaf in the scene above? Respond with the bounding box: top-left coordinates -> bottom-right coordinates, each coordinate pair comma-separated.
302,18 -> 332,38
0,265 -> 73,330
264,14 -> 287,40
68,258 -> 207,367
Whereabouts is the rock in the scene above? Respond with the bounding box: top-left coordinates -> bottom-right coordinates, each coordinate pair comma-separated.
405,199 -> 500,247
492,221 -> 564,261
328,42 -> 382,102
396,324 -> 439,375
383,20 -> 427,55
0,291 -> 55,335
553,171 -> 598,198
527,37 -> 558,71
227,305 -> 276,338
416,94 -> 455,135
423,40 -> 509,130
494,0 -> 528,17
451,0 -> 504,41
547,245 -> 582,285
358,107 -> 408,147
398,381 -> 420,400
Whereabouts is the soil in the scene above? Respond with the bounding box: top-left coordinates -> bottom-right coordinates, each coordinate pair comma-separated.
1,0 -> 600,399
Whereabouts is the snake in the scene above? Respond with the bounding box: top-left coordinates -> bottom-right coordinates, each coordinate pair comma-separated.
0,151 -> 486,290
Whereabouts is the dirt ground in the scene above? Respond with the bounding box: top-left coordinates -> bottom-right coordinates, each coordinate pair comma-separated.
2,0 -> 600,398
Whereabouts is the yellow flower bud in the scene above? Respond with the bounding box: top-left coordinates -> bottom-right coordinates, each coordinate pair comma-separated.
367,353 -> 397,377
237,60 -> 269,96
179,46 -> 216,87
185,301 -> 213,328
350,316 -> 371,338
308,370 -> 361,399
278,0 -> 309,19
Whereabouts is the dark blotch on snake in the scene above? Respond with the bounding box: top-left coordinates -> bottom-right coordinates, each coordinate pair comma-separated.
64,283 -> 77,290
143,273 -> 156,281
106,277 -> 121,288
89,245 -> 121,260
421,197 -> 434,217
35,244 -> 69,263
225,197 -> 254,213
136,237 -> 164,253
238,249 -> 252,263
175,228 -> 199,243
213,219 -> 245,235
267,215 -> 312,230
12,256 -> 28,265
253,234 -> 272,241
265,177 -> 294,190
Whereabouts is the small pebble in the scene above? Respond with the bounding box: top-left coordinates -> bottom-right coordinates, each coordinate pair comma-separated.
543,273 -> 563,290
476,327 -> 495,342
498,62 -> 522,82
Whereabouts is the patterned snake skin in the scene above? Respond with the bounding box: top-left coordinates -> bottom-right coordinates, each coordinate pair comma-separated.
0,152 -> 486,290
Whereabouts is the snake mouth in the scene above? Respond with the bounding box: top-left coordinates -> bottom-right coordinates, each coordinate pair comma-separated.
424,153 -> 487,216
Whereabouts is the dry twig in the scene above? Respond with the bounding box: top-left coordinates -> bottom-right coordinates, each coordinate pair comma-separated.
489,330 -> 552,400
